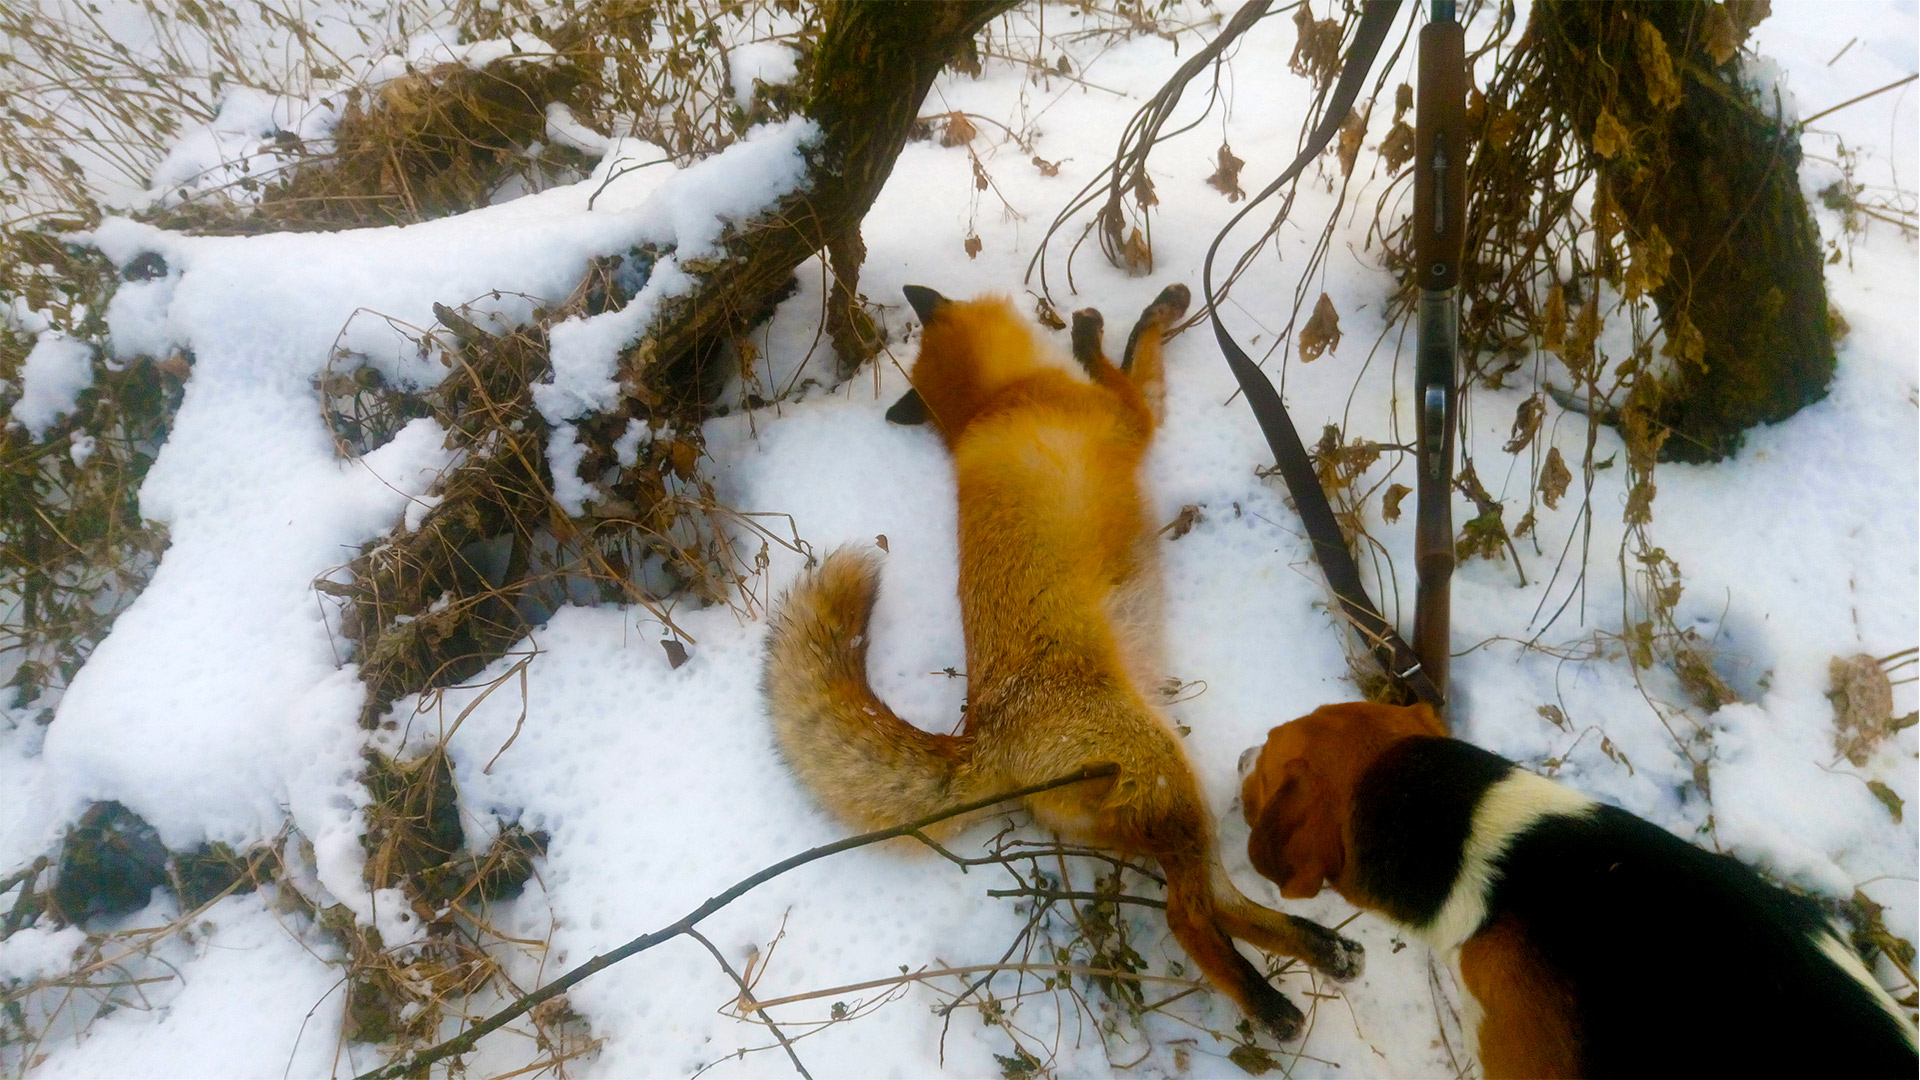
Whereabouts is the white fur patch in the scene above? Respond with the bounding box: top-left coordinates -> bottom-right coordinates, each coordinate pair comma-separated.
1815,927 -> 1919,1047
1420,770 -> 1596,954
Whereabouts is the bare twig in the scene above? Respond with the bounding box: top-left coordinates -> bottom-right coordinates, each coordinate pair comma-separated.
686,927 -> 812,1080
747,961 -> 1206,1011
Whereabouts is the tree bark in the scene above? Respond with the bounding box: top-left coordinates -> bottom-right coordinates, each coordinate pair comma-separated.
633,0 -> 1018,409
1535,0 -> 1835,462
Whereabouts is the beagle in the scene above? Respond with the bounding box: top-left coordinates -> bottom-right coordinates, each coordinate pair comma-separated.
1239,701 -> 1918,1078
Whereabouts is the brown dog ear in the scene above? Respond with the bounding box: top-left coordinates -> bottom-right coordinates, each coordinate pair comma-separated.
1246,757 -> 1345,900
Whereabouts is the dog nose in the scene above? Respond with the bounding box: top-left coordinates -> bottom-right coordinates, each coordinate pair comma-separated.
1237,744 -> 1261,781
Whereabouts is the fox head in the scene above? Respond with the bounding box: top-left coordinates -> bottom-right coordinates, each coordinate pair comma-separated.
887,286 -> 1078,440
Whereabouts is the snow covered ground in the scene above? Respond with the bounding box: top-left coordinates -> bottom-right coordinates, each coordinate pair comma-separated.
1,2 -> 1915,1077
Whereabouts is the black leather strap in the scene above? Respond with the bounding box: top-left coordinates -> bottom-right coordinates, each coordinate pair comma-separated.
1202,0 -> 1444,708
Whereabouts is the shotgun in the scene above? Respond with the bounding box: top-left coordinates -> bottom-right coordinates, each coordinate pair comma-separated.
1412,1 -> 1467,706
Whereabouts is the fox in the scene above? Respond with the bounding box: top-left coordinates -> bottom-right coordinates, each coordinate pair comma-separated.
763,283 -> 1363,1038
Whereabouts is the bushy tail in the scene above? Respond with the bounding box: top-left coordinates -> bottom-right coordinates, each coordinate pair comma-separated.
764,547 -> 976,831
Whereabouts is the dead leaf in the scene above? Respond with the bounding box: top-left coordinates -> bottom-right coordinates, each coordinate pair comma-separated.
1121,227 -> 1152,276
1161,504 -> 1204,539
1299,293 -> 1342,362
1703,3 -> 1740,65
1033,296 -> 1066,330
1729,0 -> 1773,37
1228,1042 -> 1280,1076
1541,283 -> 1566,354
1337,106 -> 1367,176
1867,780 -> 1904,823
1030,155 -> 1061,177
1288,2 -> 1344,90
1054,54 -> 1072,74
1130,164 -> 1158,208
1382,483 -> 1412,523
1659,310 -> 1706,370
1504,395 -> 1546,454
1381,120 -> 1416,174
1636,19 -> 1682,112
1206,142 -> 1246,202
1538,704 -> 1569,730
1394,82 -> 1414,122
661,639 -> 689,669
1591,107 -> 1630,159
971,155 -> 990,191
940,111 -> 977,147
964,234 -> 983,259
875,534 -> 889,552
1539,446 -> 1572,509
1830,653 -> 1896,765
1623,225 -> 1672,300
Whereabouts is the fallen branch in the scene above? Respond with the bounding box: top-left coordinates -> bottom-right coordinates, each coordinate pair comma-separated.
352,764 -> 1118,1080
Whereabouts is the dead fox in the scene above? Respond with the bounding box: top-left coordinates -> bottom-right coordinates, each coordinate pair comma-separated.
763,284 -> 1361,1037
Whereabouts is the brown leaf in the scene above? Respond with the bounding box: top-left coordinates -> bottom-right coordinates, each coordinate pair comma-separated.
1538,704 -> 1569,730
1504,395 -> 1545,454
1541,283 -> 1566,354
1382,483 -> 1412,523
1298,293 -> 1342,362
1205,142 -> 1246,202
1636,20 -> 1683,112
1121,227 -> 1152,276
1659,310 -> 1706,370
971,155 -> 990,191
1130,164 -> 1158,208
1288,2 -> 1344,90
1030,155 -> 1061,177
1228,1042 -> 1280,1075
964,234 -> 983,259
1381,120 -> 1416,174
1729,0 -> 1773,37
939,111 -> 976,147
1394,82 -> 1414,122
1033,296 -> 1066,331
1161,504 -> 1204,539
1830,653 -> 1896,765
661,639 -> 689,669
1868,780 -> 1904,823
1623,225 -> 1672,300
1591,108 -> 1630,159
875,534 -> 889,552
1337,106 -> 1367,177
1539,446 -> 1572,509
1703,3 -> 1741,66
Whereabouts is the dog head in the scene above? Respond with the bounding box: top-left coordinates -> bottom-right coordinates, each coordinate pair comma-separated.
1240,701 -> 1445,901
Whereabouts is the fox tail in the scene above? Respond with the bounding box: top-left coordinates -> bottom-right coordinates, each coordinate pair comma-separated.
763,547 -> 977,831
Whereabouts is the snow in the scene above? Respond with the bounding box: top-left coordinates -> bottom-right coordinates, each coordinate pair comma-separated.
729,41 -> 801,107
2,2 -> 1915,1078
8,332 -> 95,437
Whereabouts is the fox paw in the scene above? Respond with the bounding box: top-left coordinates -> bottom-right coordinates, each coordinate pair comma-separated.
1293,915 -> 1366,981
1247,980 -> 1307,1042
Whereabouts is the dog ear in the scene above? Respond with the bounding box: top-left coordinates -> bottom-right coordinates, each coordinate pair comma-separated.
885,388 -> 932,425
1246,757 -> 1345,900
902,285 -> 950,325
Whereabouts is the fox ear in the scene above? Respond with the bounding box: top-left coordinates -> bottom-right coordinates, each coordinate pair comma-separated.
1246,757 -> 1345,900
902,284 -> 950,325
885,388 -> 931,425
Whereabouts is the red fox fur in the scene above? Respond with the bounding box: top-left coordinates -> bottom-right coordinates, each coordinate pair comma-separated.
764,285 -> 1361,1037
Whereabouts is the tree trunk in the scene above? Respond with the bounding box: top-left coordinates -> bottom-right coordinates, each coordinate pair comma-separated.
634,0 -> 1018,408
1535,0 -> 1835,462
